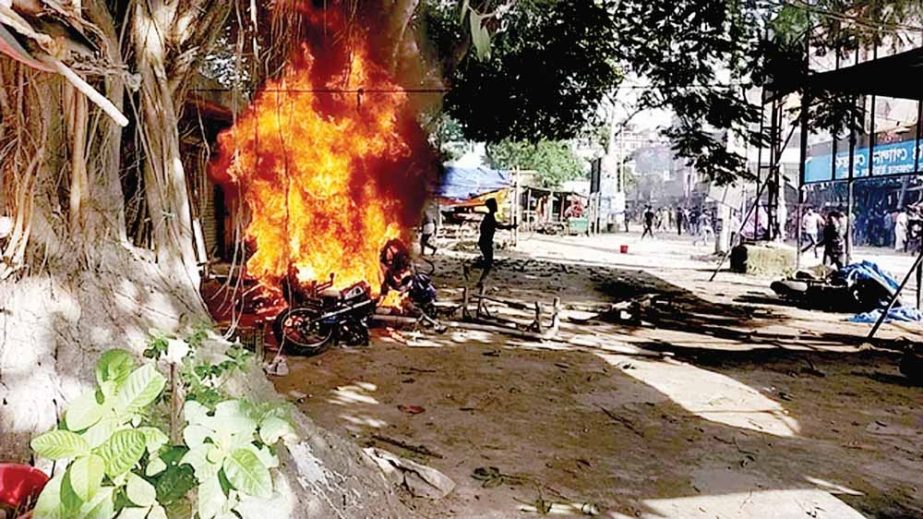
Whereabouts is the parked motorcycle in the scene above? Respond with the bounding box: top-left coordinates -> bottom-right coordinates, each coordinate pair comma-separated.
273,275 -> 375,356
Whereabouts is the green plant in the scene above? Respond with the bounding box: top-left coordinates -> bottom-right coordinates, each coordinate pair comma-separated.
31,350 -> 170,518
182,345 -> 252,410
179,399 -> 296,519
144,330 -> 252,410
31,342 -> 296,519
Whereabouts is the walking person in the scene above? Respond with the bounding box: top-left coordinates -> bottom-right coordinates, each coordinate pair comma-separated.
883,209 -> 894,247
800,207 -> 823,258
822,211 -> 847,269
641,205 -> 655,239
693,212 -> 714,246
895,208 -> 909,253
420,206 -> 438,256
465,198 -> 517,288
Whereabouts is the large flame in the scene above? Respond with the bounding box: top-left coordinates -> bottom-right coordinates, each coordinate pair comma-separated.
212,23 -> 431,294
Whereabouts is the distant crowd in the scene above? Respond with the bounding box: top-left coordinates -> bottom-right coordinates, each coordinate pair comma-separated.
635,205 -> 742,247
800,206 -> 915,258
630,201 -> 918,258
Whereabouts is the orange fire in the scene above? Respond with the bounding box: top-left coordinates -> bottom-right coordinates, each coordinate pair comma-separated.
212,22 -> 432,295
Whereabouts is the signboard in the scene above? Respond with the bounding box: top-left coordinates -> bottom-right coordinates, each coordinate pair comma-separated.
805,138 -> 923,183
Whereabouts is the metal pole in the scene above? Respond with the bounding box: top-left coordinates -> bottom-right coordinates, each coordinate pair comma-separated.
710,108 -> 804,282
753,90 -> 766,242
767,100 -> 779,240
797,62 -> 811,270
916,261 -> 922,310
513,170 -> 520,246
867,246 -> 923,340
845,96 -> 858,266
846,178 -> 854,263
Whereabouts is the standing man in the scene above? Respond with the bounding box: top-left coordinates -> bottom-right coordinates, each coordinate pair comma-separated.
883,209 -> 894,247
693,211 -> 714,246
728,209 -> 742,247
675,206 -> 685,235
801,207 -> 822,258
823,210 -> 847,269
641,205 -> 655,239
467,198 -> 517,288
895,208 -> 909,253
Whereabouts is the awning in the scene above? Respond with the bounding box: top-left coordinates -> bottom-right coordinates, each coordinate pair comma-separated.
437,166 -> 511,202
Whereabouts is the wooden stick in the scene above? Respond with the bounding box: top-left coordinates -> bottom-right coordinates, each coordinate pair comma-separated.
371,434 -> 443,459
462,287 -> 469,320
551,297 -> 560,333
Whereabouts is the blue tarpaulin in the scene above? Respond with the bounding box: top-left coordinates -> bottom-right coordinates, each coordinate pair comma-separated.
850,307 -> 923,324
437,166 -> 511,202
834,261 -> 923,324
834,260 -> 900,295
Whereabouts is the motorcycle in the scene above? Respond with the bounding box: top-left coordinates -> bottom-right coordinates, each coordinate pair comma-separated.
273,274 -> 375,356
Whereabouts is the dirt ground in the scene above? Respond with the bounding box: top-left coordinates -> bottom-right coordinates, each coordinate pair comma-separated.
270,232 -> 923,519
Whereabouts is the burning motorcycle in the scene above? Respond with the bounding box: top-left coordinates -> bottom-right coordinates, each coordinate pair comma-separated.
273,272 -> 376,356
273,241 -> 439,356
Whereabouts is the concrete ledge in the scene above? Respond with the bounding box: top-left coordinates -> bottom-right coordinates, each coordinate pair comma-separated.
730,243 -> 796,276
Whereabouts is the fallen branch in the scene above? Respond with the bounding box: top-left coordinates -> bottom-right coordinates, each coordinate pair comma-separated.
371,434 -> 444,459
598,406 -> 644,437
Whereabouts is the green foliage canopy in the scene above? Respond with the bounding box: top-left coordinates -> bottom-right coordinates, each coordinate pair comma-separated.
487,140 -> 586,188
425,0 -> 923,185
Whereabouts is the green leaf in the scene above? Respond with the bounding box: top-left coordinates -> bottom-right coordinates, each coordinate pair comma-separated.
138,427 -> 168,453
65,391 -> 105,432
242,444 -> 278,470
180,445 -> 219,480
116,507 -> 149,519
81,417 -> 122,449
33,472 -> 65,519
154,464 -> 197,505
469,11 -> 491,59
96,429 -> 146,477
96,349 -> 136,388
60,467 -> 83,517
115,364 -> 166,412
459,0 -> 470,24
197,475 -> 227,519
68,454 -> 105,502
77,486 -> 114,519
31,430 -> 90,460
259,416 -> 296,445
159,445 -> 189,466
126,473 -> 157,507
182,424 -> 211,449
148,505 -> 168,519
183,400 -> 209,424
222,448 -> 272,498
146,456 -> 167,477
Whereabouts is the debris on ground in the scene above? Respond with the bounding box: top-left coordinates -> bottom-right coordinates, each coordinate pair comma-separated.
398,404 -> 426,415
364,447 -> 456,499
371,434 -> 444,459
471,466 -> 530,488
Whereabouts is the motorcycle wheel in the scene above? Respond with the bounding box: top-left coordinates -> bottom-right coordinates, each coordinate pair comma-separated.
273,308 -> 334,356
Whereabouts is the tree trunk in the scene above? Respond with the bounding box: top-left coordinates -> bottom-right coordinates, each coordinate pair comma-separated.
0,2 -> 415,516
132,0 -> 202,287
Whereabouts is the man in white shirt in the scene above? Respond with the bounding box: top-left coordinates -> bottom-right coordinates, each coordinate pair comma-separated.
895,209 -> 909,252
801,207 -> 823,258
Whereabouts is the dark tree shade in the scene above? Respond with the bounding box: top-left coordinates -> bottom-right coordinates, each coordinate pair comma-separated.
436,0 -> 620,144
426,0 -> 923,185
